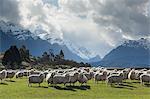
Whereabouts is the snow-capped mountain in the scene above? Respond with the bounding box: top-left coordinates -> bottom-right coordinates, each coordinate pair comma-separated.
0,20 -> 98,62
28,24 -> 97,60
63,42 -> 97,60
0,20 -> 38,40
122,38 -> 150,49
92,38 -> 150,67
88,55 -> 101,63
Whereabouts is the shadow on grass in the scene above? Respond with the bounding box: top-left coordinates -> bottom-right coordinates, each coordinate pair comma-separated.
51,86 -> 76,92
144,83 -> 150,87
29,85 -> 49,89
49,85 -> 91,91
66,85 -> 91,90
0,82 -> 8,85
132,81 -> 140,84
5,80 -> 16,82
123,81 -> 140,84
111,83 -> 137,90
119,83 -> 137,88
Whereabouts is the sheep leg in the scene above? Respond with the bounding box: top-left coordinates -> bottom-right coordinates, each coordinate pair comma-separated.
28,83 -> 32,87
95,80 -> 97,84
110,83 -> 113,87
140,80 -> 143,86
85,82 -> 87,86
105,81 -> 108,86
47,83 -> 49,87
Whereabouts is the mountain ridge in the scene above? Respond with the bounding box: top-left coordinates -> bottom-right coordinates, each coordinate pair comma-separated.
91,38 -> 150,67
0,20 -> 99,62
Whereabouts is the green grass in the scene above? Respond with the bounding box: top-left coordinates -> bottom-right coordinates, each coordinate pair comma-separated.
0,78 -> 150,99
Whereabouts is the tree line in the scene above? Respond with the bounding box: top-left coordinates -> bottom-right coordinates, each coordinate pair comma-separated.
2,45 -> 91,70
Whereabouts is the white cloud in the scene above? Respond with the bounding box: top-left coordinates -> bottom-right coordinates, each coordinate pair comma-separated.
0,0 -> 20,23
1,0 -> 149,57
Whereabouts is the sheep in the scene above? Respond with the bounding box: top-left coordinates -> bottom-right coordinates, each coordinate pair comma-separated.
122,69 -> 131,80
0,70 -> 7,83
140,74 -> 150,85
23,70 -> 30,77
15,71 -> 24,78
106,72 -> 123,85
28,73 -> 45,87
84,72 -> 93,81
43,71 -> 49,78
78,73 -> 88,85
94,71 -> 107,83
147,70 -> 150,74
128,70 -> 136,80
135,71 -> 144,80
46,72 -> 55,86
69,72 -> 79,86
6,70 -> 16,80
29,70 -> 41,75
52,73 -> 70,86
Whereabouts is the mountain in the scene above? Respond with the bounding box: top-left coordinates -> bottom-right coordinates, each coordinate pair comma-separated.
0,20 -> 95,62
88,55 -> 101,63
92,38 -> 150,67
31,25 -> 97,60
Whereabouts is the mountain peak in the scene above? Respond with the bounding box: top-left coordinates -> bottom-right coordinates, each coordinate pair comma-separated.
92,38 -> 150,67
122,38 -> 150,49
0,20 -> 98,62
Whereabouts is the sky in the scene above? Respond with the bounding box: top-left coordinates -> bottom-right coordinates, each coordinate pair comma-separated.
0,0 -> 150,58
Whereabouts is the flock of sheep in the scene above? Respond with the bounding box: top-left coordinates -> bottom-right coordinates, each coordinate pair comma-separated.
0,67 -> 150,87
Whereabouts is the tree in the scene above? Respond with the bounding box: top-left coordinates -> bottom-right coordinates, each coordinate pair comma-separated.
19,45 -> 30,62
59,50 -> 64,59
54,50 -> 64,61
2,45 -> 22,69
48,49 -> 55,61
40,52 -> 50,64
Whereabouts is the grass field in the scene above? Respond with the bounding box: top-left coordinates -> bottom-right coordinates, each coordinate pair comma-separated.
0,78 -> 150,99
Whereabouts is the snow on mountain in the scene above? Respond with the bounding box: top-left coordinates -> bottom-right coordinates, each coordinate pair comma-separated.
0,20 -> 38,40
28,24 -> 97,60
88,55 -> 101,63
0,20 -> 98,62
92,38 -> 150,67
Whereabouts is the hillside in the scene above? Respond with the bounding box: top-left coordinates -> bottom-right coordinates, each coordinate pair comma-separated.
92,38 -> 150,67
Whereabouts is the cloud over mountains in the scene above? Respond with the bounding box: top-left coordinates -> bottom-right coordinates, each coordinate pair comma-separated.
0,0 -> 149,57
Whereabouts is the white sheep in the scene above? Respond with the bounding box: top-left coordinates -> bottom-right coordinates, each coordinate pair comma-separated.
147,70 -> 150,74
135,71 -> 144,80
6,70 -> 16,80
29,70 -> 41,75
84,72 -> 93,81
106,72 -> 123,85
0,70 -> 7,83
78,73 -> 88,85
15,71 -> 24,78
128,70 -> 136,80
122,69 -> 131,80
46,72 -> 55,85
69,72 -> 79,86
52,73 -> 70,86
23,70 -> 30,77
94,71 -> 107,83
28,73 -> 45,87
140,74 -> 150,85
